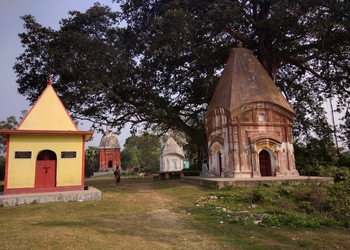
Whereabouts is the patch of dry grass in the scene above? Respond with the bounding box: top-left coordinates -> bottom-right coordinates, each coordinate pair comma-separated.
0,176 -> 349,249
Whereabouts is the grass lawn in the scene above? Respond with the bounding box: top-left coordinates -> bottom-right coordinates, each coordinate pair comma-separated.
0,175 -> 349,249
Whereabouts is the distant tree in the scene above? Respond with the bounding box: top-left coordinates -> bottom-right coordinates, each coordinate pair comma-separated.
121,146 -> 140,171
339,109 -> 350,151
339,150 -> 350,168
84,146 -> 99,177
0,110 -> 27,154
121,133 -> 161,172
294,137 -> 339,176
0,111 -> 26,180
0,156 -> 5,180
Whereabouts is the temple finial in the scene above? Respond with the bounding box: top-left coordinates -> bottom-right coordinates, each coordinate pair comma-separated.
48,76 -> 52,85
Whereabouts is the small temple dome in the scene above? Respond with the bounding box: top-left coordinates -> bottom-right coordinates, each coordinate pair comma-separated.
99,130 -> 121,149
160,137 -> 184,157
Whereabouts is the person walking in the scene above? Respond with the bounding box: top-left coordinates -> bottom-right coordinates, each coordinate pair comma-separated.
113,166 -> 121,185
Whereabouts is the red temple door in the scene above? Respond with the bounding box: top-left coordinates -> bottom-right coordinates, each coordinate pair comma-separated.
259,150 -> 271,176
35,150 -> 57,188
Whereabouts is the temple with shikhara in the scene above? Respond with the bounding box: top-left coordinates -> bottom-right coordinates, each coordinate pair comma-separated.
99,128 -> 121,171
204,46 -> 299,178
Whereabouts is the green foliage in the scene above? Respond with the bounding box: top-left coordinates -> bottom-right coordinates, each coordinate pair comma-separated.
326,180 -> 350,225
339,151 -> 350,168
278,183 -> 295,197
121,133 -> 160,172
0,111 -> 27,154
294,137 -> 345,176
14,1 -> 350,153
186,161 -> 202,171
0,111 -> 28,180
121,146 -> 140,170
263,213 -> 324,228
195,181 -> 350,228
84,146 -> 99,177
0,156 -> 5,180
318,165 -> 350,182
294,138 -> 350,182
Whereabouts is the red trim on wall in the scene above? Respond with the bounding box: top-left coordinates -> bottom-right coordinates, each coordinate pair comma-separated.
4,135 -> 10,190
3,185 -> 84,195
0,130 -> 94,141
81,136 -> 85,186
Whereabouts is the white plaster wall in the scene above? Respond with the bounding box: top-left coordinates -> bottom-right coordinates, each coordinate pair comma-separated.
159,154 -> 184,172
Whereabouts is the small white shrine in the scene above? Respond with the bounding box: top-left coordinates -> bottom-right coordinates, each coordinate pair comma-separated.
159,137 -> 185,172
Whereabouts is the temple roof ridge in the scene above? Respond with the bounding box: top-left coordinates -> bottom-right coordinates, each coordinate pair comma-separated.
206,47 -> 294,117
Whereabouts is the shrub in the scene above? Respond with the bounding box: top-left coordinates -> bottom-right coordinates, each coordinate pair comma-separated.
290,184 -> 313,202
263,212 -> 320,228
196,179 -> 350,228
309,183 -> 328,212
325,180 -> 350,225
250,183 -> 276,204
299,201 -> 314,214
278,183 -> 295,197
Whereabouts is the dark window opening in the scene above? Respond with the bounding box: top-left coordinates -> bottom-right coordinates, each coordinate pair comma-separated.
15,151 -> 32,159
61,151 -> 77,158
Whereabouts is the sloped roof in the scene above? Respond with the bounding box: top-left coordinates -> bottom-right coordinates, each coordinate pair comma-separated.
206,47 -> 294,117
160,137 -> 184,157
99,130 -> 121,149
0,78 -> 94,141
17,80 -> 78,131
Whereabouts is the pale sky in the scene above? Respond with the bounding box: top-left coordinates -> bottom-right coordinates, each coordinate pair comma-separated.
0,0 -> 130,148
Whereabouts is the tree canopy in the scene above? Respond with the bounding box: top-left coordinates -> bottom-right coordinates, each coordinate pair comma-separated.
13,1 -> 350,155
85,146 -> 100,177
121,133 -> 160,172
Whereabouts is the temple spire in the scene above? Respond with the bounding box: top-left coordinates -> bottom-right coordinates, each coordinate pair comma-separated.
48,76 -> 52,85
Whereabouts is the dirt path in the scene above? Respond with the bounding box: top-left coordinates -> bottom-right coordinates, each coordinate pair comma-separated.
115,180 -> 232,250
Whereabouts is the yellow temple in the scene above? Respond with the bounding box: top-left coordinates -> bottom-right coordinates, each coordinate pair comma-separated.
0,78 -> 94,195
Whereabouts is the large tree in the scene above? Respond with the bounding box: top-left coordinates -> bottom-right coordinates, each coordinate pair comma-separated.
14,1 -> 350,156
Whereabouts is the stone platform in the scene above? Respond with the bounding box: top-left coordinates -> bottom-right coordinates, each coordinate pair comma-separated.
181,176 -> 334,189
0,186 -> 101,207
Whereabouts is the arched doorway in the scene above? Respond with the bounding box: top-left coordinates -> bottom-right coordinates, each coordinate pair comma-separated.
108,160 -> 113,168
259,150 -> 271,176
216,151 -> 222,176
35,150 -> 57,188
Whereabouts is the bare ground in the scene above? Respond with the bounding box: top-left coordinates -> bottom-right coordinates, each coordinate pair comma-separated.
112,180 -> 233,250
